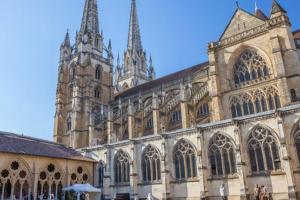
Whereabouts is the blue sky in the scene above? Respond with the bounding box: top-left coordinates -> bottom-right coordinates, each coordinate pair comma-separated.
0,0 -> 299,140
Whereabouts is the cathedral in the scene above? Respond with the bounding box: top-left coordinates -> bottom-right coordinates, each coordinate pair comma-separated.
2,0 -> 300,200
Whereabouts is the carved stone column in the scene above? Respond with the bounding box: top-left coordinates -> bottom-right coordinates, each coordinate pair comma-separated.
129,144 -> 138,199
160,140 -> 171,199
103,146 -> 112,200
152,93 -> 160,135
107,109 -> 114,144
128,101 -> 134,139
277,117 -> 296,200
180,84 -> 190,129
233,123 -> 248,200
197,132 -> 206,198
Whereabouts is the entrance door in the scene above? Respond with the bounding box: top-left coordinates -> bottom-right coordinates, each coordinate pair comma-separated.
115,193 -> 130,200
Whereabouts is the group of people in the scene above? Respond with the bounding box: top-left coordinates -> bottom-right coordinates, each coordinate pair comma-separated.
254,184 -> 272,200
218,184 -> 271,200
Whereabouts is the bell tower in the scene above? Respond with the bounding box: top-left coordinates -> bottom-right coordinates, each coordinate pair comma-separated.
54,0 -> 113,149
114,0 -> 156,92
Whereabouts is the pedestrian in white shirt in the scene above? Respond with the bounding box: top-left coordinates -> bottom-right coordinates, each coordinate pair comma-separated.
220,184 -> 226,200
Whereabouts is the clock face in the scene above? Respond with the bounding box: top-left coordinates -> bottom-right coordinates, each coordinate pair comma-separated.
82,34 -> 89,44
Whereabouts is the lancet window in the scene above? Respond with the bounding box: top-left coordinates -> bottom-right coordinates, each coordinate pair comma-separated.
114,150 -> 130,184
248,126 -> 281,173
209,134 -> 236,176
173,140 -> 197,180
142,145 -> 161,182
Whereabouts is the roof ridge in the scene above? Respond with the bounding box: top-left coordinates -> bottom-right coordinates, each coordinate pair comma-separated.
0,131 -> 66,147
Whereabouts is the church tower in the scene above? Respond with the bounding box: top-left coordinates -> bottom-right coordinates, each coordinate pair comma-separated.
54,0 -> 113,149
114,0 -> 156,92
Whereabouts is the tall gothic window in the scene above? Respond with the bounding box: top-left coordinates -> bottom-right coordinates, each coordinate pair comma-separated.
293,123 -> 300,165
114,150 -> 130,184
171,110 -> 182,123
233,49 -> 269,85
142,145 -> 161,182
98,161 -> 105,187
94,87 -> 101,98
248,126 -> 281,173
67,116 -> 72,131
209,134 -> 236,176
95,66 -> 102,80
173,140 -> 197,180
197,103 -> 209,117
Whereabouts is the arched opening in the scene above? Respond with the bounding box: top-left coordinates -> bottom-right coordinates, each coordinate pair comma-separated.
114,150 -> 130,184
142,145 -> 161,183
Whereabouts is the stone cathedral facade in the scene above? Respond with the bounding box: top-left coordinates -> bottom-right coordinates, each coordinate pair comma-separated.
53,0 -> 300,200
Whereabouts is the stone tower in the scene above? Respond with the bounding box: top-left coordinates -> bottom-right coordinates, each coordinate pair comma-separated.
53,0 -> 113,149
114,0 -> 156,92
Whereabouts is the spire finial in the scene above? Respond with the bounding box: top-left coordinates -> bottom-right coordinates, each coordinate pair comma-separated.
127,0 -> 142,51
80,0 -> 100,35
255,1 -> 258,12
235,0 -> 240,8
117,52 -> 120,66
62,29 -> 71,47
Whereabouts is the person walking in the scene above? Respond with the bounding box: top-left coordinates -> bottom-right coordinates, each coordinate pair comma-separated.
259,185 -> 267,200
254,184 -> 260,200
219,184 -> 226,200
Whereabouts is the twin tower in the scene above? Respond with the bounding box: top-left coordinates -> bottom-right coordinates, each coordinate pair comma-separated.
53,0 -> 155,148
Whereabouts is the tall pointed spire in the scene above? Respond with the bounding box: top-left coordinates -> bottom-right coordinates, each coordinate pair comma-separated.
127,0 -> 143,51
62,30 -> 71,47
80,0 -> 100,35
271,0 -> 287,15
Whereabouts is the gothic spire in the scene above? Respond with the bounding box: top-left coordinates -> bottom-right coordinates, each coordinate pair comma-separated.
80,0 -> 100,35
271,0 -> 287,15
62,30 -> 71,47
127,0 -> 143,51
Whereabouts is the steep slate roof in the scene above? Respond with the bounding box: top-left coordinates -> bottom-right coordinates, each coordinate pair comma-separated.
255,9 -> 268,21
0,131 -> 95,162
293,30 -> 300,40
115,62 -> 209,99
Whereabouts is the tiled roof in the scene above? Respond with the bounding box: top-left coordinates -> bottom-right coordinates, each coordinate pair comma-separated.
255,9 -> 268,21
0,131 -> 95,162
115,61 -> 209,99
293,29 -> 300,40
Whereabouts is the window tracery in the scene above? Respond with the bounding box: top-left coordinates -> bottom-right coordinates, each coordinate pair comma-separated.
173,140 -> 197,180
0,160 -> 30,200
37,163 -> 63,200
248,126 -> 281,173
230,87 -> 281,118
70,166 -> 89,185
114,150 -> 130,184
233,49 -> 270,85
209,134 -> 236,176
142,145 -> 161,182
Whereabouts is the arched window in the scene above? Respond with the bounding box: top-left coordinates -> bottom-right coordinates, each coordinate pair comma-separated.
197,103 -> 209,117
230,97 -> 242,118
171,110 -> 182,123
114,150 -> 130,184
248,126 -> 281,173
290,89 -> 297,102
209,134 -> 236,176
95,66 -> 102,80
67,116 -> 72,131
292,123 -> 300,165
94,87 -> 101,98
233,49 -> 269,85
98,162 -> 105,187
266,87 -> 281,110
173,140 -> 197,180
146,118 -> 153,129
142,145 -> 161,182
